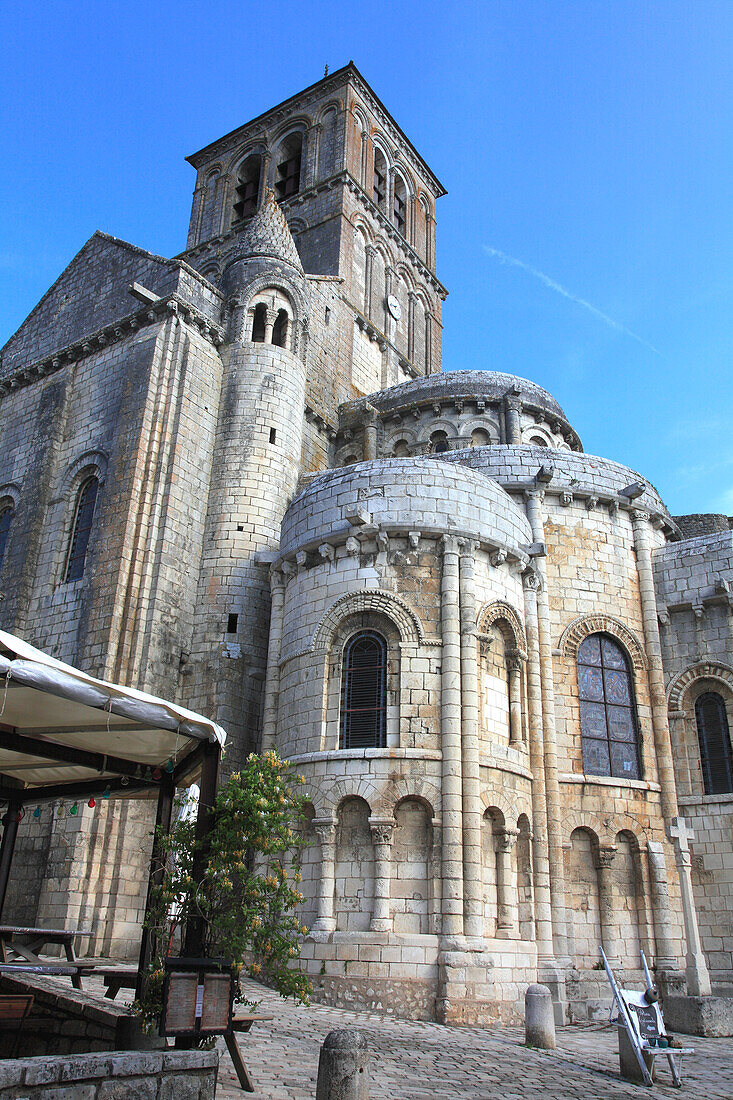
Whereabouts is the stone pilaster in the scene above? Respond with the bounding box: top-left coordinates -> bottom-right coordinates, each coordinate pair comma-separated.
507,656 -> 524,744
595,845 -> 620,967
260,567 -> 286,752
524,490 -> 567,959
440,534 -> 464,941
459,540 -> 483,941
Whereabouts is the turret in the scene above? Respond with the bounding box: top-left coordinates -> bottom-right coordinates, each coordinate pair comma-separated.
187,192 -> 309,761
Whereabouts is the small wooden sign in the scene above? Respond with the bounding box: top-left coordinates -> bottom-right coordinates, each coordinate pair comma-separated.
161,958 -> 234,1038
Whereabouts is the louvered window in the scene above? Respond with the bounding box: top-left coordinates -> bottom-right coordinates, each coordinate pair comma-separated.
578,633 -> 641,779
340,631 -> 387,749
0,507 -> 13,571
64,477 -> 98,582
695,692 -> 733,795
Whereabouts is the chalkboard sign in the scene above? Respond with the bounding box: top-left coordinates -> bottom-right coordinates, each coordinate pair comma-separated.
629,1002 -> 661,1040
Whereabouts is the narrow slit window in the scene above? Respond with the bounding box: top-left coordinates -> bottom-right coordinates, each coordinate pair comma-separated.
64,477 -> 99,583
0,506 -> 14,571
269,428 -> 277,444
695,692 -> 733,795
227,613 -> 238,634
340,631 -> 387,749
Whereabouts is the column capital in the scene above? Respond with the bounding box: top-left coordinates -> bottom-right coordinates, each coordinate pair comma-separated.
269,565 -> 287,592
524,488 -> 545,503
595,845 -> 618,871
631,508 -> 650,525
369,818 -> 395,846
442,534 -> 460,556
313,819 -> 337,847
522,566 -> 542,592
496,827 -> 520,852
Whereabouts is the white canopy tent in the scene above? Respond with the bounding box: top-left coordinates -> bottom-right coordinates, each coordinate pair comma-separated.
0,630 -> 226,985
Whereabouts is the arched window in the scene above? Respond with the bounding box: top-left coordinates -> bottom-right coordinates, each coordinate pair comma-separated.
695,692 -> 733,795
471,428 -> 491,448
393,173 -> 407,236
251,302 -> 267,342
529,435 -> 550,448
430,430 -> 449,453
578,633 -> 640,779
373,148 -> 387,211
340,631 -> 387,749
275,133 -> 302,200
392,439 -> 410,457
233,154 -> 261,220
0,506 -> 14,570
272,309 -> 289,348
64,477 -> 99,583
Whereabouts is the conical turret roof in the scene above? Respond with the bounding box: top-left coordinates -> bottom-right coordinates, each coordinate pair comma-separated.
233,189 -> 303,273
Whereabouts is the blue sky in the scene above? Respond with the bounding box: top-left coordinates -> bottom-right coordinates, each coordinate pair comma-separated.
1,0 -> 731,516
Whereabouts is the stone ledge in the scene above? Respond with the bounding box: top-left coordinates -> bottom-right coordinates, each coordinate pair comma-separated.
663,995 -> 733,1037
0,1049 -> 218,1099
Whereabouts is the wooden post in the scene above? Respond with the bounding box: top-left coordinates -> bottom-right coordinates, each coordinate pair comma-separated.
135,773 -> 175,1000
0,796 -> 22,919
182,742 -> 221,959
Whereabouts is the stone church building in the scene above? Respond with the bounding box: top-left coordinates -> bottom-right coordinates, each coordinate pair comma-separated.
1,63 -> 732,1024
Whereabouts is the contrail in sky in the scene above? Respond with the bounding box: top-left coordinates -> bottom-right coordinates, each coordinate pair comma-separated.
483,245 -> 661,356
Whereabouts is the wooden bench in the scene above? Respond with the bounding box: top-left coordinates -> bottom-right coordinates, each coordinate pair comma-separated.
0,994 -> 34,1058
93,965 -> 138,999
0,925 -> 85,990
224,1013 -> 273,1093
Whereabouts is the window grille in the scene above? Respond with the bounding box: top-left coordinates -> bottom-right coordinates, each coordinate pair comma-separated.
695,692 -> 733,795
0,506 -> 13,570
578,633 -> 641,779
64,477 -> 98,583
340,631 -> 387,749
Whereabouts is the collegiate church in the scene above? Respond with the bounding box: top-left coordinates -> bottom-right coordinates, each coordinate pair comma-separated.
0,63 -> 732,1025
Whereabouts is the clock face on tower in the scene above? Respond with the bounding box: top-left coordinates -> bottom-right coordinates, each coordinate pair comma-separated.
386,294 -> 402,321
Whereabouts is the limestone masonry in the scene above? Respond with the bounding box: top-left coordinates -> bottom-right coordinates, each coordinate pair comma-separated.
1,63 -> 731,1024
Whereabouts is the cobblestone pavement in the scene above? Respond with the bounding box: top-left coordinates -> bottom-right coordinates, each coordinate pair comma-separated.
215,979 -> 733,1099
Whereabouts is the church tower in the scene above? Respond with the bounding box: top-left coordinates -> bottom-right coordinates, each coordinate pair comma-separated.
182,63 -> 448,411
186,191 -> 309,759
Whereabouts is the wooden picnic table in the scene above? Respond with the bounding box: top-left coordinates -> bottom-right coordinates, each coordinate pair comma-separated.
225,1013 -> 273,1093
0,925 -> 88,990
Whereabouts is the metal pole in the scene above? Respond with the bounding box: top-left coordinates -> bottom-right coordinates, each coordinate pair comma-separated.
0,796 -> 22,919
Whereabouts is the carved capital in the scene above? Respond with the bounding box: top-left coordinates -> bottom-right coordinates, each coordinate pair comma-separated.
496,827 -> 519,853
442,534 -> 460,556
369,818 -> 395,847
595,846 -> 617,871
313,819 -> 337,849
522,567 -> 541,592
631,508 -> 650,525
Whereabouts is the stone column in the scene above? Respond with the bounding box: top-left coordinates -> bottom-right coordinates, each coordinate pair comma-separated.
258,153 -> 271,206
524,491 -> 567,958
313,819 -> 337,932
260,567 -> 286,752
504,396 -> 522,444
441,535 -> 464,940
360,130 -> 369,189
459,541 -> 484,941
646,840 -> 681,972
507,656 -> 524,744
631,510 -> 711,996
362,405 -> 378,461
364,246 -> 375,317
522,568 -> 554,959
630,510 -> 680,821
407,293 -> 417,363
369,818 -> 395,932
496,828 -> 520,937
595,846 -> 620,966
263,307 -> 276,345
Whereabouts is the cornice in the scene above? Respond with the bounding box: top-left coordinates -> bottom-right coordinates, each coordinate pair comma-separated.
0,296 -> 224,399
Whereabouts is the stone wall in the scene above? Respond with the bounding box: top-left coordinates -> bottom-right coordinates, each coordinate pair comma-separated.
0,1051 -> 218,1100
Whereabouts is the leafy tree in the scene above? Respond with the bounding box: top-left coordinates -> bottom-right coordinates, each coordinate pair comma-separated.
135,751 -> 311,1031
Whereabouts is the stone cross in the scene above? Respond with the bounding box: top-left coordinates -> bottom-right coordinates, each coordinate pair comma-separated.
668,815 -> 711,997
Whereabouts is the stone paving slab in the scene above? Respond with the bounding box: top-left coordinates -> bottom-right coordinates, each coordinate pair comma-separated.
215,979 -> 733,1099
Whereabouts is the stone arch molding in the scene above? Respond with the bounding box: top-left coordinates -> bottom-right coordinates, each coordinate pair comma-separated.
667,661 -> 733,712
0,484 -> 21,510
311,589 -> 425,654
560,808 -> 651,849
558,614 -> 648,672
478,600 -> 527,654
56,450 -> 108,503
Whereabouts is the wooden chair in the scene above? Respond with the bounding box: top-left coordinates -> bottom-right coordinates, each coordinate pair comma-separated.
0,995 -> 34,1058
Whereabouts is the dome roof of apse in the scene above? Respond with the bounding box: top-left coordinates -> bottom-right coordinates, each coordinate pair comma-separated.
231,188 -> 304,274
365,371 -> 568,420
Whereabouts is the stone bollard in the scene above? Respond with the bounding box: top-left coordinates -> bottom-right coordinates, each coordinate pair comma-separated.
525,983 -> 556,1049
315,1029 -> 370,1100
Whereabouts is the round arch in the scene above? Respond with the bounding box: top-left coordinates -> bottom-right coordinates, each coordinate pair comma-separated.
478,600 -> 527,654
558,615 -> 648,673
667,661 -> 733,712
311,589 -> 425,653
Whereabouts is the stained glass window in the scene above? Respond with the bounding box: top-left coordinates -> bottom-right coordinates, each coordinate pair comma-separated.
340,631 -> 387,749
578,633 -> 640,779
64,477 -> 98,583
0,506 -> 13,570
695,692 -> 733,795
